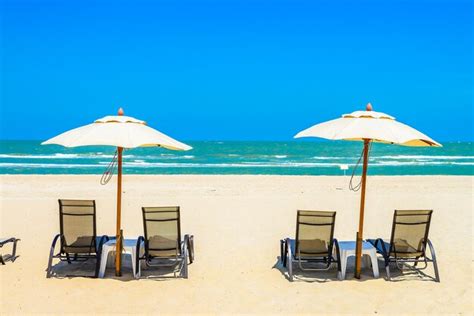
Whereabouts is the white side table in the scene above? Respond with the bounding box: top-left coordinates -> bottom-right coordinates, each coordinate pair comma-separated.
98,239 -> 144,279
338,241 -> 379,280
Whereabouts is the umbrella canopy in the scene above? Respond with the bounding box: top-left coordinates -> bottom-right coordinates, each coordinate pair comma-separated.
295,105 -> 440,147
294,103 -> 441,279
43,109 -> 191,276
42,114 -> 192,150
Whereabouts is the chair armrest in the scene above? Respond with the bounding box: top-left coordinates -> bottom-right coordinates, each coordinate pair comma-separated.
136,236 -> 145,256
0,238 -> 18,247
46,234 -> 61,277
426,239 -> 437,259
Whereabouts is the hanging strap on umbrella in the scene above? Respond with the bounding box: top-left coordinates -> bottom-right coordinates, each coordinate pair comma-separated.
100,150 -> 118,185
349,142 -> 372,191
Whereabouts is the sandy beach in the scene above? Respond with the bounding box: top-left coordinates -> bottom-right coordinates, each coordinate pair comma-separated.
0,175 -> 472,315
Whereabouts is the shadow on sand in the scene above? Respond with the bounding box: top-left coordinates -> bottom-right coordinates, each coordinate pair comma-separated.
272,255 -> 438,283
47,255 -> 184,281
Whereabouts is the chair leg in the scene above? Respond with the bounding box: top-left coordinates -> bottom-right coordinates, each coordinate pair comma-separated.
432,258 -> 440,283
94,255 -> 101,278
427,239 -> 440,282
333,239 -> 342,280
135,239 -> 142,277
46,251 -> 55,278
10,239 -> 19,262
180,236 -> 190,279
385,264 -> 391,280
280,239 -> 288,268
288,258 -> 293,281
182,252 -> 189,279
286,240 -> 293,281
46,234 -> 61,278
187,235 -> 194,264
414,256 -> 420,267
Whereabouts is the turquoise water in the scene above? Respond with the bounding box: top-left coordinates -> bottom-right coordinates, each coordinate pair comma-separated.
0,140 -> 472,175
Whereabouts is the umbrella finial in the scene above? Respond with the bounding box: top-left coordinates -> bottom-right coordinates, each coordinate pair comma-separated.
118,108 -> 124,116
366,103 -> 373,111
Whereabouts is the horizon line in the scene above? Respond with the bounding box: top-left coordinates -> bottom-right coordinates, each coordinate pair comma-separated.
0,138 -> 472,143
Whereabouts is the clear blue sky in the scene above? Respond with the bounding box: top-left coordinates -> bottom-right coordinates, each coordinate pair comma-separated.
1,0 -> 472,141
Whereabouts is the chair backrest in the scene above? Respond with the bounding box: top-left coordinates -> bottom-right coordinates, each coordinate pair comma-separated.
389,210 -> 433,258
59,199 -> 97,254
295,210 -> 336,257
142,206 -> 181,258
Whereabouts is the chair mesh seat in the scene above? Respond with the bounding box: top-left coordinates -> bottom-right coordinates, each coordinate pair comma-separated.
63,237 -> 96,254
390,238 -> 423,258
46,199 -> 109,278
59,199 -> 97,254
295,210 -> 336,259
298,239 -> 328,255
137,205 -> 194,278
143,207 -> 181,258
390,210 -> 432,258
148,235 -> 179,257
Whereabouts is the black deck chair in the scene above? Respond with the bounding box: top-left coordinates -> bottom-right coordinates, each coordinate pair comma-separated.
280,210 -> 341,281
0,238 -> 20,264
46,199 -> 109,278
367,210 -> 440,282
136,206 -> 194,278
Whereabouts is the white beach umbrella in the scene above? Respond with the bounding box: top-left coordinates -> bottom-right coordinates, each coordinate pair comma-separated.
295,103 -> 441,279
42,108 -> 191,276
43,113 -> 192,150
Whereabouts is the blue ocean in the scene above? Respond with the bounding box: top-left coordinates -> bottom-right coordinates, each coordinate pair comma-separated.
0,140 -> 472,175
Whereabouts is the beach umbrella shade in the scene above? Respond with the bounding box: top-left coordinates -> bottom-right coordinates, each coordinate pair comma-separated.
42,108 -> 192,276
294,103 -> 441,279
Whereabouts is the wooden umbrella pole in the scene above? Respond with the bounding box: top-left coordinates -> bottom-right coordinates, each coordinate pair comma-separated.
355,139 -> 370,279
115,146 -> 123,277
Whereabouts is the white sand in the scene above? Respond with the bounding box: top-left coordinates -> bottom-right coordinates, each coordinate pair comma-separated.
0,175 -> 472,315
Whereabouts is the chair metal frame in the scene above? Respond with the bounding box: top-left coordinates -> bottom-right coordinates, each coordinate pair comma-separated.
46,199 -> 109,278
280,210 -> 341,281
369,209 -> 440,282
136,206 -> 194,279
0,238 -> 20,264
